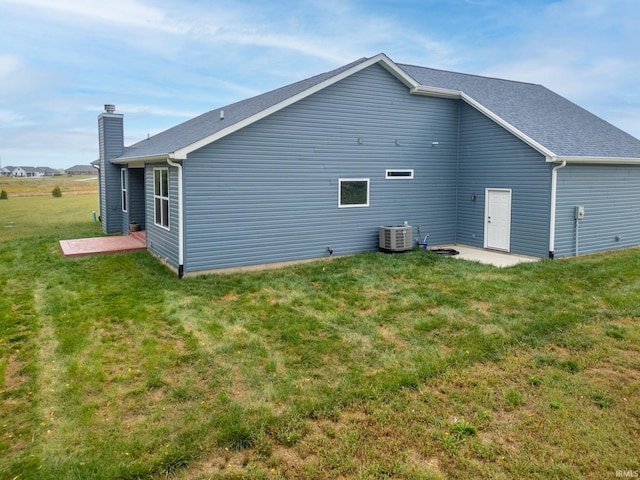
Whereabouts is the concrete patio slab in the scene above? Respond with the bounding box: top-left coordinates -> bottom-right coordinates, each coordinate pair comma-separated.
429,244 -> 539,268
60,232 -> 146,258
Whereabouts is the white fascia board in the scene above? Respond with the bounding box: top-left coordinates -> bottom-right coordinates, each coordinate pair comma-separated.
377,56 -> 421,89
110,154 -> 169,165
460,93 -> 556,158
551,156 -> 640,165
171,54 -> 410,159
410,85 -> 461,99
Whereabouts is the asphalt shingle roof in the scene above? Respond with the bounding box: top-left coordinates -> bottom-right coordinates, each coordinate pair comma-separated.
120,57 -> 370,160
398,63 -> 640,159
116,55 -> 640,161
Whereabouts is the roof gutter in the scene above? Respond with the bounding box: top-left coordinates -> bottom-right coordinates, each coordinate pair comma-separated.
548,158 -> 567,258
410,85 -> 460,99
550,156 -> 640,165
166,156 -> 184,278
110,153 -> 170,165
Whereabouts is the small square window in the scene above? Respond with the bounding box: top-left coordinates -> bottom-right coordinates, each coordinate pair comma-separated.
339,178 -> 369,208
386,169 -> 414,179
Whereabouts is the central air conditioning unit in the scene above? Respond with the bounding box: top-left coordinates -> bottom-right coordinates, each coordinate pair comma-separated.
379,225 -> 412,252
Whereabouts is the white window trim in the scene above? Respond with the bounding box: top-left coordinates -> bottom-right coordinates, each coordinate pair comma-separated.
153,167 -> 170,230
121,168 -> 127,212
385,169 -> 414,179
338,178 -> 370,208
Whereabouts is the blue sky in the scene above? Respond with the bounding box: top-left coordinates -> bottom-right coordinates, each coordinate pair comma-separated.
0,0 -> 639,169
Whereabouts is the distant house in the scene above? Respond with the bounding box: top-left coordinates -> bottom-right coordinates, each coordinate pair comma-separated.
66,165 -> 96,175
4,166 -> 61,177
37,166 -> 62,176
9,166 -> 45,178
96,53 -> 640,277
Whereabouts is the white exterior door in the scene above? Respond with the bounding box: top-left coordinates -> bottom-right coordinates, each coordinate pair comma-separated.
485,189 -> 512,251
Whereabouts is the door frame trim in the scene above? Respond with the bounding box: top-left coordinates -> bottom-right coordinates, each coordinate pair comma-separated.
484,188 -> 512,252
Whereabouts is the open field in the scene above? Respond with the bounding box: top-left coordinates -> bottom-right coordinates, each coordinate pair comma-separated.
0,174 -> 98,197
1,195 -> 639,479
0,194 -> 101,242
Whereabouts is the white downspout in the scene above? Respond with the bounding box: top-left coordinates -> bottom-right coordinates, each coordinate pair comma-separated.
549,159 -> 567,258
166,157 -> 184,278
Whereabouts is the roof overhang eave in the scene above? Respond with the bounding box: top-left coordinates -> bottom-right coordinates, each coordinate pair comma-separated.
110,153 -> 171,165
410,85 -> 461,99
549,155 -> 640,165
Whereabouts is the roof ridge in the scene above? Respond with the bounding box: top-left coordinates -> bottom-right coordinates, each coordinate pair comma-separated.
398,62 -> 543,88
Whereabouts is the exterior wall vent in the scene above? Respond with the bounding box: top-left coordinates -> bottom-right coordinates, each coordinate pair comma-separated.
379,225 -> 412,252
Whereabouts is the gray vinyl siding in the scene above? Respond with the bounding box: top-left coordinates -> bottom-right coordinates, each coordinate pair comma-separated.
457,102 -> 551,257
128,168 -> 146,230
145,163 -> 180,268
182,64 -> 459,272
98,114 -> 124,234
554,164 -> 640,257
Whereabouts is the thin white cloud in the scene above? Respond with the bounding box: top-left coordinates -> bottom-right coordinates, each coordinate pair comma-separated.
1,0 -> 188,34
0,54 -> 22,80
105,104 -> 201,119
1,0 -> 638,169
0,109 -> 35,127
473,0 -> 640,136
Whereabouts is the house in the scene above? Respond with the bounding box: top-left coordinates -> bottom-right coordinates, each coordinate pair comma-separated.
4,166 -> 60,177
96,53 -> 640,277
66,164 -> 97,175
9,166 -> 45,178
37,166 -> 62,176
67,164 -> 97,175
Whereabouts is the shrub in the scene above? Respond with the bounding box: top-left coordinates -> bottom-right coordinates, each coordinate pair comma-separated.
52,186 -> 62,197
0,189 -> 7,200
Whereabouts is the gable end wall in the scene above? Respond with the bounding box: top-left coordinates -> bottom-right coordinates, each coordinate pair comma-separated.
182,64 -> 460,272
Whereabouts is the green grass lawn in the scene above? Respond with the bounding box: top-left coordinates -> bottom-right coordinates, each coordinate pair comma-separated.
1,194 -> 639,479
